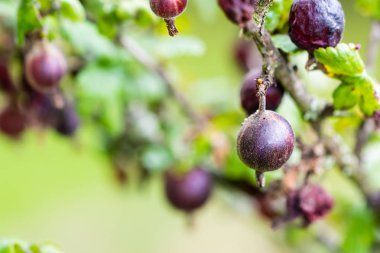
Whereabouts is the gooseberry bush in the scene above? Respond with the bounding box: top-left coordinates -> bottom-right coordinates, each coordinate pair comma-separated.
1,0 -> 380,252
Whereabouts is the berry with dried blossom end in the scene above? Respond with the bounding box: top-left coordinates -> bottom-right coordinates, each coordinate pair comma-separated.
288,0 -> 345,52
218,0 -> 258,26
165,168 -> 213,213
25,41 -> 67,93
0,104 -> 27,138
240,69 -> 284,115
286,184 -> 334,225
149,0 -> 188,36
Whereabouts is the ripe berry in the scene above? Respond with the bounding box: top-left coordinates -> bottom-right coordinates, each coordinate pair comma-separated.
286,184 -> 334,225
150,0 -> 188,36
25,41 -> 67,93
233,39 -> 263,72
240,69 -> 284,115
0,104 -> 27,138
165,168 -> 213,213
288,0 -> 345,52
218,0 -> 258,26
237,110 -> 294,186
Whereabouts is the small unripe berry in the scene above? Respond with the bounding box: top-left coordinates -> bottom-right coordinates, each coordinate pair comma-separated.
240,69 -> 284,115
218,0 -> 258,26
0,104 -> 27,138
288,0 -> 345,52
237,110 -> 294,172
165,168 -> 213,213
25,41 -> 67,93
150,0 -> 188,36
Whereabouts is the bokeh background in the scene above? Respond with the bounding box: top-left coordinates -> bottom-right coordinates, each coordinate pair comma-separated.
0,0 -> 379,252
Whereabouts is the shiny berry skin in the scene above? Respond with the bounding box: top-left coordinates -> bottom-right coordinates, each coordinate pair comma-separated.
218,0 -> 258,26
25,41 -> 67,93
149,0 -> 188,36
240,69 -> 284,115
0,104 -> 27,138
237,110 -> 295,172
286,184 -> 334,225
288,0 -> 345,52
233,39 -> 263,72
165,168 -> 213,213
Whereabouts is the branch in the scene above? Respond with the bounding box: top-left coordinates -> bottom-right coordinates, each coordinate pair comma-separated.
120,37 -> 206,126
242,22 -> 332,119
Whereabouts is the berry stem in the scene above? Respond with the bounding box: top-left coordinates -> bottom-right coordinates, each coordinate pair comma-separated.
256,171 -> 265,188
257,79 -> 266,112
164,18 -> 179,37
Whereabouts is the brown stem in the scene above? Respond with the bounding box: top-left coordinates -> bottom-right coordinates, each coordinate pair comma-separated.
164,18 -> 179,37
256,171 -> 265,188
242,22 -> 331,118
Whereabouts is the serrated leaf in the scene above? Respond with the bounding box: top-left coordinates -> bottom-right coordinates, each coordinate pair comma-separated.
314,43 -> 365,77
17,0 -> 42,45
356,0 -> 380,19
357,76 -> 380,115
272,34 -> 297,53
333,83 -> 360,110
60,0 -> 85,22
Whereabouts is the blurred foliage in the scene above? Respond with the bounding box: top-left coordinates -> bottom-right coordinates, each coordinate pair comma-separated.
0,0 -> 379,253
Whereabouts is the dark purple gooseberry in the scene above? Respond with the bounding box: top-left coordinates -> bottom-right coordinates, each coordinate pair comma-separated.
150,0 -> 188,36
0,104 -> 27,138
218,0 -> 258,26
237,110 -> 294,185
240,69 -> 284,115
165,168 -> 213,213
234,39 -> 263,72
55,101 -> 80,137
286,184 -> 334,225
288,0 -> 345,52
25,41 -> 67,93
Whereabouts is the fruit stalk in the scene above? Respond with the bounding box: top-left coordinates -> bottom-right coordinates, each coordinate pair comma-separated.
164,18 -> 178,37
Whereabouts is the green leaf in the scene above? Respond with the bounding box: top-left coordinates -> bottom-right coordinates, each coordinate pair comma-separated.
76,61 -> 128,135
356,0 -> 380,19
61,20 -> 126,59
314,43 -> 365,77
141,145 -> 174,172
357,76 -> 380,115
17,0 -> 42,45
272,34 -> 297,53
264,0 -> 292,32
59,0 -> 85,22
342,208 -> 376,253
333,83 -> 360,110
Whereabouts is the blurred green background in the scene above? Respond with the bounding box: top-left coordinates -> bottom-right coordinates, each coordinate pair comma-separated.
0,0 -> 378,252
